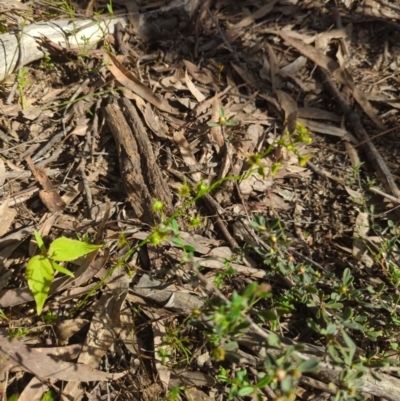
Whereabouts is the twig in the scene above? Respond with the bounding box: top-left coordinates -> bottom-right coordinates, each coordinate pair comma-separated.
205,7 -> 239,63
369,186 -> 400,205
307,161 -> 345,185
221,126 -> 253,225
36,147 -> 63,167
167,168 -> 238,245
80,106 -> 95,215
91,98 -> 102,165
318,67 -> 400,198
9,186 -> 39,207
32,128 -> 72,162
62,77 -> 90,137
328,1 -> 350,58
80,161 -> 92,213
6,23 -> 24,105
300,375 -> 337,395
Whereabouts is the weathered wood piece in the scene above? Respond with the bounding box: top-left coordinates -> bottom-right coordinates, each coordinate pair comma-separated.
119,97 -> 172,212
103,97 -> 172,225
0,0 -> 201,82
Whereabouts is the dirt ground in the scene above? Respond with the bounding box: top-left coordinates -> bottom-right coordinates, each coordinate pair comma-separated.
1,0 -> 400,400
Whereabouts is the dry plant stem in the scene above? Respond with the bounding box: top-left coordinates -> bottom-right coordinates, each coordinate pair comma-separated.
4,168 -> 59,179
221,125 -> 252,225
6,28 -> 23,105
309,393 -> 331,401
369,186 -> 400,205
36,147 -> 63,167
80,161 -> 92,212
300,375 -> 337,395
356,124 -> 400,147
32,128 -> 72,161
248,367 -> 277,399
80,117 -> 94,212
91,98 -> 102,165
167,167 -> 238,249
194,6 -> 200,58
328,1 -> 350,58
205,7 -> 239,63
9,186 -> 39,206
307,160 -> 345,185
318,67 -> 400,198
62,77 -> 90,136
290,248 -> 338,279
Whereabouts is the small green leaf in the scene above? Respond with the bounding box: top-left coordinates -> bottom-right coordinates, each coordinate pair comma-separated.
34,230 -> 47,255
223,341 -> 238,351
171,236 -> 184,247
297,358 -> 319,373
342,308 -> 353,322
341,329 -> 356,362
342,268 -> 353,286
225,118 -> 238,127
26,255 -> 54,315
51,261 -> 74,278
238,386 -> 254,396
325,323 -> 337,335
256,375 -> 272,388
48,237 -> 102,262
325,302 -> 344,309
257,310 -> 278,321
328,344 -> 343,364
281,376 -> 294,393
343,321 -> 365,331
267,332 -> 281,348
170,218 -> 179,235
41,389 -> 57,401
225,351 -> 241,364
182,244 -> 196,253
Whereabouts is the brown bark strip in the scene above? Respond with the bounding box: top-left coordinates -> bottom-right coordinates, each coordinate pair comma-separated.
119,97 -> 172,215
103,97 -> 172,225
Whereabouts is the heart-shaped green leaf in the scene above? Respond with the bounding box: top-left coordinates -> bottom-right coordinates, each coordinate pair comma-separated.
48,237 -> 102,262
26,255 -> 54,315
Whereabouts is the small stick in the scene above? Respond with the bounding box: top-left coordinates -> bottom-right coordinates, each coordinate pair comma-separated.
62,77 -> 90,136
318,67 -> 400,198
6,24 -> 24,105
369,186 -> 400,205
206,7 -> 239,63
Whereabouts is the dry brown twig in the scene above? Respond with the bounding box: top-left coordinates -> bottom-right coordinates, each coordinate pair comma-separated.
318,67 -> 400,198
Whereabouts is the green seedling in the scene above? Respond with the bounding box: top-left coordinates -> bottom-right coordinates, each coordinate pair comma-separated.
0,308 -> 8,321
42,310 -> 58,325
39,55 -> 55,70
17,67 -> 29,109
207,106 -> 238,128
26,230 -> 102,315
7,327 -> 29,339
